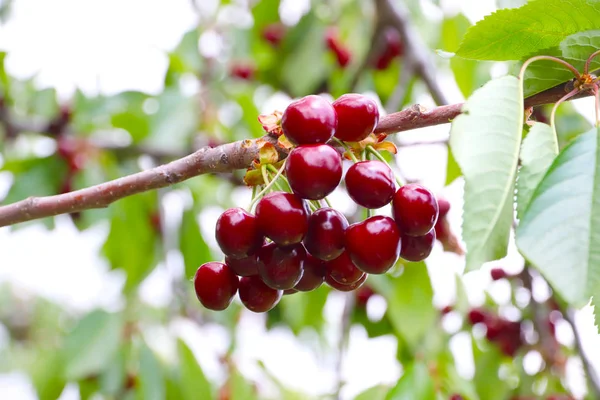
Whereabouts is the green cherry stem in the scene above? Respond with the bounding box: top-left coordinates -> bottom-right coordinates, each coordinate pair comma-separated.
332,137 -> 359,163
365,145 -> 405,186
585,49 -> 600,75
266,164 -> 292,192
248,160 -> 287,211
322,196 -> 333,208
247,184 -> 259,212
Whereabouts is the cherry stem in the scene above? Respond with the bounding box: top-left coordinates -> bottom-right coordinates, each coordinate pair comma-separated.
518,55 -> 580,82
594,85 -> 600,127
266,164 -> 292,192
321,197 -> 333,208
550,87 -> 581,129
585,50 -> 600,75
366,208 -> 373,218
365,145 -> 405,186
332,137 -> 359,163
248,160 -> 287,211
247,184 -> 259,212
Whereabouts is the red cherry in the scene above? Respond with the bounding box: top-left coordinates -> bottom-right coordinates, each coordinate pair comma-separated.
400,230 -> 435,262
374,53 -> 394,70
285,144 -> 342,200
193,262 -> 239,311
239,275 -> 282,313
281,95 -> 337,145
467,308 -> 488,325
449,395 -> 464,400
345,161 -> 395,209
355,286 -> 375,307
441,305 -> 453,315
333,47 -> 352,68
490,267 -> 508,281
258,242 -> 306,290
261,23 -> 285,47
325,272 -> 367,292
294,253 -> 325,291
230,64 -> 255,80
383,28 -> 403,58
392,184 -> 439,237
345,216 -> 401,274
333,94 -> 379,142
283,288 -> 298,295
225,253 -> 259,277
216,208 -> 262,259
303,207 -> 348,261
325,250 -> 365,285
256,192 -> 309,246
437,197 -> 451,218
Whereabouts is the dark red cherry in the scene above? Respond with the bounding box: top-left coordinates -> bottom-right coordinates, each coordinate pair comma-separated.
230,64 -> 255,80
258,242 -> 306,290
325,251 -> 365,285
383,28 -> 403,58
325,273 -> 367,292
216,207 -> 262,259
281,95 -> 337,145
345,161 -> 395,209
467,308 -> 488,325
255,192 -> 309,246
437,197 -> 451,218
400,230 -> 435,262
490,267 -> 508,281
294,253 -> 325,291
193,262 -> 239,311
325,28 -> 352,68
285,144 -> 342,200
303,208 -> 348,261
238,275 -> 282,313
225,254 -> 259,277
333,94 -> 379,142
355,286 -> 375,307
392,184 -> 439,237
283,288 -> 298,295
345,216 -> 401,274
261,23 -> 285,47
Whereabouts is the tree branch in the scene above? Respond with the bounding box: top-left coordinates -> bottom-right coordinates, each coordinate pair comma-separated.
564,307 -> 600,398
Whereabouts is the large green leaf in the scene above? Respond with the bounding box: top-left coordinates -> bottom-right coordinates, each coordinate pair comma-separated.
138,344 -> 165,400
456,0 -> 600,61
472,339 -> 509,400
386,363 -> 435,400
450,76 -> 523,270
63,310 -> 123,380
177,339 -> 213,400
355,385 -> 389,400
179,208 -> 212,280
516,123 -> 559,219
517,127 -> 600,305
30,350 -> 66,400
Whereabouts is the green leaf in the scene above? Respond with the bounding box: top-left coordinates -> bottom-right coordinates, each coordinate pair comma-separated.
369,263 -> 435,348
593,296 -> 599,334
445,145 -> 462,185
179,208 -> 212,280
450,76 -> 523,270
2,155 -> 67,205
138,344 -> 165,400
230,368 -> 258,400
355,385 -> 389,400
278,286 -> 329,334
63,310 -> 123,380
456,0 -> 600,61
516,127 -> 600,305
516,123 -> 559,219
30,350 -> 66,400
472,339 -> 509,400
386,363 -> 435,400
177,339 -> 213,400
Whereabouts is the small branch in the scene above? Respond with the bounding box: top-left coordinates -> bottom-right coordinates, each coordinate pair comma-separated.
385,57 -> 415,113
564,307 -> 600,398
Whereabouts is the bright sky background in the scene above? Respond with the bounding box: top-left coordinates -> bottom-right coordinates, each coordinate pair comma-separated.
0,0 -> 599,399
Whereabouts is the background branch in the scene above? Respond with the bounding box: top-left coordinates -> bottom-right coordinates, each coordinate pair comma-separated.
564,307 -> 600,398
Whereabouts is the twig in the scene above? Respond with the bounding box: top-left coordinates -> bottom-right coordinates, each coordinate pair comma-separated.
564,307 -> 600,398
385,56 -> 415,113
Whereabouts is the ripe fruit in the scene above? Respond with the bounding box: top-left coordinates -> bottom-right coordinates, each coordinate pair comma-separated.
325,28 -> 352,68
467,308 -> 488,324
441,305 -> 453,315
355,286 -> 375,307
373,28 -> 403,70
294,253 -> 326,291
490,267 -> 508,281
261,23 -> 285,47
256,192 -> 309,246
285,144 -> 342,200
303,207 -> 348,261
325,272 -> 367,292
281,95 -> 337,145
225,253 -> 260,277
332,94 -> 379,142
449,395 -> 464,400
326,250 -> 365,285
345,216 -> 401,274
345,161 -> 395,209
258,242 -> 306,290
438,196 -> 451,218
392,184 -> 439,237
239,275 -> 282,313
399,230 -> 435,262
216,208 -> 262,259
230,64 -> 255,80
193,262 -> 239,311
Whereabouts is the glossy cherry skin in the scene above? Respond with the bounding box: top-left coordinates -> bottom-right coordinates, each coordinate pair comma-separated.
392,184 -> 439,237
325,272 -> 367,292
325,251 -> 365,285
333,94 -> 379,142
345,161 -> 395,209
258,242 -> 306,290
281,95 -> 338,145
303,208 -> 348,261
437,196 -> 451,218
215,207 -> 263,259
255,192 -> 309,246
400,230 -> 435,262
294,253 -> 325,291
286,144 -> 342,200
225,254 -> 259,277
193,262 -> 239,311
238,275 -> 282,313
345,216 -> 401,274
490,267 -> 508,281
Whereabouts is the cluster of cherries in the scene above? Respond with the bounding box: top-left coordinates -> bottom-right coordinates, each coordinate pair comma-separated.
194,93 -> 439,313
467,307 -> 523,357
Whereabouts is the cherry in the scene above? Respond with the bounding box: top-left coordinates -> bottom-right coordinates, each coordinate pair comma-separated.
325,28 -> 352,68
373,28 -> 403,70
437,196 -> 451,218
332,94 -> 379,142
392,184 -> 439,237
193,262 -> 239,311
283,288 -> 298,295
467,308 -> 488,325
216,207 -> 263,259
294,253 -> 325,291
441,305 -> 453,315
325,250 -> 365,285
345,216 -> 401,274
285,144 -> 342,200
230,64 -> 255,80
261,23 -> 285,47
303,207 -> 348,261
239,275 -> 282,313
490,267 -> 508,281
258,242 -> 306,290
325,272 -> 367,292
355,286 -> 375,308
400,230 -> 435,262
449,395 -> 464,400
281,95 -> 337,145
225,253 -> 260,277
345,161 -> 395,209
256,192 -> 309,246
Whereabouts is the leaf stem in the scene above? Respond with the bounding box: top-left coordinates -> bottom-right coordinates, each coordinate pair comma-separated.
518,56 -> 581,82
585,49 -> 600,75
594,85 -> 600,128
550,88 -> 581,129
